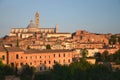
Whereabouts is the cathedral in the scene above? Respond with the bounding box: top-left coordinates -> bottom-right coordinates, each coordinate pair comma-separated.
9,12 -> 58,38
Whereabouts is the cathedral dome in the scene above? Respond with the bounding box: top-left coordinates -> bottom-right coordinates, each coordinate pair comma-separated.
27,20 -> 36,28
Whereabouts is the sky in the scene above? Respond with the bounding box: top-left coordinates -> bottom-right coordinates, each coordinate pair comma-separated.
0,0 -> 120,37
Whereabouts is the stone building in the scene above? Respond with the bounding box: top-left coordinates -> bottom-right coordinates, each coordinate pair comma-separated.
9,12 -> 58,38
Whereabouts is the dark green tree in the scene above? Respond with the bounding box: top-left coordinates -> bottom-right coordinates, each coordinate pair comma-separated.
0,60 -> 14,80
20,64 -> 35,80
101,50 -> 109,61
94,52 -> 102,63
114,49 -> 120,64
109,35 -> 116,44
16,39 -> 19,47
46,44 -> 51,49
81,48 -> 88,58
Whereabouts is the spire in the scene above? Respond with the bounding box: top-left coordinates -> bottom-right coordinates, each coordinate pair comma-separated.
35,12 -> 40,28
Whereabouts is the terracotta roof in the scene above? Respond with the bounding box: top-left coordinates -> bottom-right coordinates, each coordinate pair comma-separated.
25,49 -> 74,54
6,47 -> 24,52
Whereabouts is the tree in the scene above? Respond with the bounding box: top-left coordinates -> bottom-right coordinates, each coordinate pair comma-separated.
101,50 -> 109,61
16,39 -> 19,47
114,49 -> 120,64
80,48 -> 88,58
3,35 -> 9,39
94,52 -> 102,63
109,35 -> 116,44
0,60 -> 14,80
46,44 -> 51,49
20,64 -> 35,80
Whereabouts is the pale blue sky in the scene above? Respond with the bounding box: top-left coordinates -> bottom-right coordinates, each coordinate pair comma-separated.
0,0 -> 120,37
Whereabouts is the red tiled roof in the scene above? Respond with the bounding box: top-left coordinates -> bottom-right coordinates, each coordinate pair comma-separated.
6,47 -> 24,52
25,49 -> 74,54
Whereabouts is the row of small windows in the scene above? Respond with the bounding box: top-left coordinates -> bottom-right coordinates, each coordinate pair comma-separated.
18,59 -> 71,67
16,53 -> 70,59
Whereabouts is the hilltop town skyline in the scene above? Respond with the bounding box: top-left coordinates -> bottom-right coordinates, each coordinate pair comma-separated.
0,0 -> 120,37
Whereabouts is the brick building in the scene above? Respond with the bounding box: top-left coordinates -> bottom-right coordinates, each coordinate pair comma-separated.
0,47 -> 74,72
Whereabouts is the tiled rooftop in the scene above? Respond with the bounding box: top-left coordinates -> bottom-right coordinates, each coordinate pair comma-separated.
25,49 -> 74,54
6,47 -> 24,52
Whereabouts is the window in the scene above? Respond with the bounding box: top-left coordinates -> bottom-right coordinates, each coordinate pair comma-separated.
26,56 -> 27,59
11,63 -> 14,67
63,53 -> 65,57
68,59 -> 70,63
49,61 -> 51,64
44,61 -> 46,64
59,54 -> 60,57
40,61 -> 42,64
40,56 -> 41,58
16,54 -> 19,59
20,63 -> 23,66
54,54 -> 55,57
30,62 -> 32,65
40,67 -> 42,70
2,55 -> 5,60
54,60 -> 56,64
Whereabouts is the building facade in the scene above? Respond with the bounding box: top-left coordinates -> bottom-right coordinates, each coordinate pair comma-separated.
0,47 -> 74,72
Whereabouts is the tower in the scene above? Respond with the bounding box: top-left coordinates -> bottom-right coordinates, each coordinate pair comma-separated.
55,24 -> 58,33
35,12 -> 40,28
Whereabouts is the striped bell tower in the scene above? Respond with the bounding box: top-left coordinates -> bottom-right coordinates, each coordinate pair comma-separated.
35,12 -> 40,28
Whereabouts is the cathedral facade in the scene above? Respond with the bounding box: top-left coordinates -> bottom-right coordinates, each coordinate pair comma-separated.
9,12 -> 58,38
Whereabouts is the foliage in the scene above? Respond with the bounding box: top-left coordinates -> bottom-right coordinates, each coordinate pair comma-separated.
109,35 -> 116,44
94,52 -> 102,63
16,39 -> 19,47
46,44 -> 51,49
34,59 -> 119,80
113,49 -> 120,64
20,64 -> 35,80
0,60 -> 14,79
3,35 -> 9,39
101,50 -> 109,61
81,48 -> 88,58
